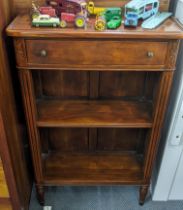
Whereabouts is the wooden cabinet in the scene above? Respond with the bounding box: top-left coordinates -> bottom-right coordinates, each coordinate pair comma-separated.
7,15 -> 183,206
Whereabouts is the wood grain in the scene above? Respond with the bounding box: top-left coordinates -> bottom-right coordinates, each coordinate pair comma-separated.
19,70 -> 43,183
32,70 -> 89,99
14,39 -> 27,67
166,40 -> 180,69
36,100 -> 153,128
26,40 -> 168,68
97,128 -> 147,152
32,71 -> 158,101
42,128 -> 89,152
144,71 -> 174,180
43,152 -> 143,185
7,15 -> 183,40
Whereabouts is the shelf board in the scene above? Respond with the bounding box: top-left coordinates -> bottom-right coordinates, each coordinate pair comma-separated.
43,152 -> 143,185
36,100 -> 152,128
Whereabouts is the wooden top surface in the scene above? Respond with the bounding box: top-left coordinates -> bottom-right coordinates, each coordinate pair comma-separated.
6,14 -> 183,39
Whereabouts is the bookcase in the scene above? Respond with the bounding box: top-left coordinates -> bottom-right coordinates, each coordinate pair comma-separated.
7,15 -> 183,205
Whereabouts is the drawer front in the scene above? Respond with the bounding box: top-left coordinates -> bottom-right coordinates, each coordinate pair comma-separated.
0,160 -> 9,198
26,40 -> 168,68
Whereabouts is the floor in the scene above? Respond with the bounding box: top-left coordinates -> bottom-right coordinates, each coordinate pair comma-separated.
30,186 -> 183,210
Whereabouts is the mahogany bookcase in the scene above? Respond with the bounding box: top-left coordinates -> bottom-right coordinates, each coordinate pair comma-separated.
7,15 -> 183,205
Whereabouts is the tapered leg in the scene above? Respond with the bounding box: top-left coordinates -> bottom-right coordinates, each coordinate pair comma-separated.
139,185 -> 149,205
36,184 -> 45,206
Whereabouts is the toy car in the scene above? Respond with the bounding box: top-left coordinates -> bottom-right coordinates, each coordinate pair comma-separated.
107,16 -> 122,29
32,14 -> 60,27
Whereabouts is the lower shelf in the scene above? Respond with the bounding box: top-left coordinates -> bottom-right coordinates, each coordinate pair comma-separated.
43,152 -> 144,185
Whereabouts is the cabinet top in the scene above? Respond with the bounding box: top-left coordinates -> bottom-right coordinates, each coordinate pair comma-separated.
6,14 -> 183,39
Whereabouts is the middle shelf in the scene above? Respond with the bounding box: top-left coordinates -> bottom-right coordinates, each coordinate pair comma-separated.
36,100 -> 153,128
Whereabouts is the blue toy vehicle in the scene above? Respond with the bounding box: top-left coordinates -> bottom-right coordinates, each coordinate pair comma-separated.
124,0 -> 159,27
124,12 -> 138,27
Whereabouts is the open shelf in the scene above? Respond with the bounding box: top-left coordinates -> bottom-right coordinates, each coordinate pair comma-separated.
43,152 -> 143,185
36,100 -> 152,128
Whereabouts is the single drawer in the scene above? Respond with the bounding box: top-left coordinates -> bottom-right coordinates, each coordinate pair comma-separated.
26,40 -> 168,68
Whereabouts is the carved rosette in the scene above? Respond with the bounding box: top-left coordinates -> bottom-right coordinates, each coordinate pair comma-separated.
166,40 -> 180,70
14,39 -> 27,67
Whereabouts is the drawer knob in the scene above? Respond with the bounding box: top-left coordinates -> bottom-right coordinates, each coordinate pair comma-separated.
40,50 -> 47,57
147,51 -> 154,58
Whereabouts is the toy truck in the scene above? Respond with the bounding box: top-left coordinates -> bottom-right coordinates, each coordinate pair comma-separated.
124,0 -> 159,27
46,0 -> 87,28
87,1 -> 106,15
95,7 -> 122,31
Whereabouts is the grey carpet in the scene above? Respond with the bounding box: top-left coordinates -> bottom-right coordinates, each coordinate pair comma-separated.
29,186 -> 183,210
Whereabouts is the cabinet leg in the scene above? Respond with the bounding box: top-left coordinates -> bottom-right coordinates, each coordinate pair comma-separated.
36,184 -> 45,206
139,185 -> 148,205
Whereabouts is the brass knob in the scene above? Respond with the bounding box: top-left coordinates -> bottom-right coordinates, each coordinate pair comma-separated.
147,51 -> 154,58
40,50 -> 47,57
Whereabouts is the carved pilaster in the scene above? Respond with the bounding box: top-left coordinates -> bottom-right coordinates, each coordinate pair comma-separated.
144,71 -> 174,180
19,69 -> 44,205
